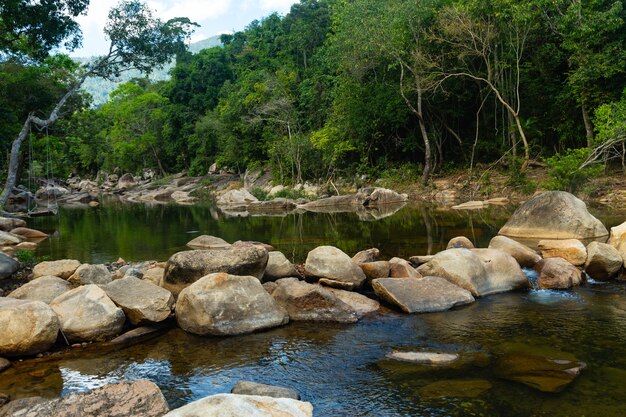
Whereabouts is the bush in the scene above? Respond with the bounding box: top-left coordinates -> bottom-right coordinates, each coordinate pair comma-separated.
272,188 -> 309,200
507,156 -> 537,194
250,186 -> 269,201
15,250 -> 38,266
543,148 -> 602,194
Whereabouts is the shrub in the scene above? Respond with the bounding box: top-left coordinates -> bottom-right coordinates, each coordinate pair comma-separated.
543,148 -> 602,194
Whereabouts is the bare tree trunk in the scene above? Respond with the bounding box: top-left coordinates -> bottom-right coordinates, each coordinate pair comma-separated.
149,143 -> 166,176
508,111 -> 517,158
582,101 -> 594,148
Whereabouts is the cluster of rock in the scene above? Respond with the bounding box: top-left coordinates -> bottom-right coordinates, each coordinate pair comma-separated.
0,379 -> 312,417
0,217 -> 48,259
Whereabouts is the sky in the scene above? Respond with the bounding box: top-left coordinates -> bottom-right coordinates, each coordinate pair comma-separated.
71,0 -> 298,57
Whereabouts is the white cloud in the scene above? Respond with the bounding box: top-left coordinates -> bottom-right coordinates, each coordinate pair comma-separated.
148,0 -> 232,22
259,0 -> 297,12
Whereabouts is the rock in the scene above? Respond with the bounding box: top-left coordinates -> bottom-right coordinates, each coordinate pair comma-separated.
0,216 -> 26,232
0,231 -> 22,246
268,185 -> 285,196
0,298 -> 59,357
264,251 -> 298,281
7,276 -> 72,304
494,344 -> 586,393
536,257 -> 583,289
16,241 -> 37,250
104,276 -> 174,325
386,351 -> 460,365
0,253 -> 19,280
217,189 -> 258,208
107,325 -> 166,346
488,236 -> 541,268
262,281 -> 278,295
68,264 -> 112,286
0,397 -> 46,417
452,201 -> 485,210
418,379 -> 492,399
8,379 -> 169,417
355,187 -> 408,206
360,261 -> 390,282
123,267 -> 143,279
248,198 -> 297,213
271,278 -> 359,323
0,357 -> 9,373
36,185 -> 69,200
416,249 -> 488,297
142,266 -> 165,286
538,239 -> 587,266
186,235 -> 231,249
304,246 -> 366,290
231,381 -> 300,400
163,394 -> 313,417
297,195 -> 357,212
372,277 -> 474,313
408,255 -> 434,266
88,201 -> 100,208
471,249 -> 530,295
325,287 -> 380,315
486,197 -> 510,205
351,248 -> 380,264
447,236 -> 475,249
117,173 -> 137,189
499,191 -> 608,239
208,163 -> 218,174
50,285 -> 125,342
607,220 -> 626,248
171,191 -> 197,204
388,257 -> 422,278
9,227 -> 48,239
585,242 -> 623,280
162,246 -> 269,296
176,273 -> 289,336
32,259 -> 81,280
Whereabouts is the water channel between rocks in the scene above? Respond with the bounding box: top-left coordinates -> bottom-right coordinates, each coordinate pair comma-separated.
3,201 -> 626,416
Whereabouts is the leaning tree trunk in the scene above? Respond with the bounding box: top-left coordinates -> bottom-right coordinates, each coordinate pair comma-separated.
582,101 -> 594,148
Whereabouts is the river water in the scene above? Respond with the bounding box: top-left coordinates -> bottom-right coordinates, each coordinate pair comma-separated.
2,201 -> 626,416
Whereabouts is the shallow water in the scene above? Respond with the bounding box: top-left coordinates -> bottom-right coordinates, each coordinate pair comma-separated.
3,201 -> 626,416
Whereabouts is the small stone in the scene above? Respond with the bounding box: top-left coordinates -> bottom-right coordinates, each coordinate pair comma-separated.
447,236 -> 474,249
231,381 -> 301,400
386,351 -> 460,365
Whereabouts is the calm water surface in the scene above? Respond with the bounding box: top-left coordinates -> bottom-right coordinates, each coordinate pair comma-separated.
3,201 -> 626,416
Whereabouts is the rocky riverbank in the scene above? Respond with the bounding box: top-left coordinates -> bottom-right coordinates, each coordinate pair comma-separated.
1,191 -> 625,415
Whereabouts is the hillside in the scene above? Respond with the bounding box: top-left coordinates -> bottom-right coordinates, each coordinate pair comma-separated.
79,35 -> 222,106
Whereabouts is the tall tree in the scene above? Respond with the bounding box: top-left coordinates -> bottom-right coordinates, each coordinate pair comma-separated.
1,0 -> 196,209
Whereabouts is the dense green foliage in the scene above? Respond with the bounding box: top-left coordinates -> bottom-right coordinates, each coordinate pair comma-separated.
3,0 -> 626,191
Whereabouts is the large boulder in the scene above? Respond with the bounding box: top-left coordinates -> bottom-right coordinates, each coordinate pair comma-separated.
471,249 -> 530,295
162,246 -> 269,296
584,241 -> 623,280
7,276 -> 72,304
49,285 -> 125,342
32,259 -> 81,280
186,235 -> 231,249
9,227 -> 48,239
607,221 -> 626,248
499,191 -> 608,239
538,239 -> 587,266
0,253 -> 19,280
536,258 -> 582,289
217,189 -> 258,208
104,277 -> 174,325
231,381 -> 300,400
325,287 -> 380,316
0,298 -> 59,357
176,273 -> 289,336
351,248 -> 380,264
68,264 -> 112,286
163,394 -> 313,417
416,249 -> 489,297
8,379 -> 169,417
372,277 -> 474,313
270,278 -> 359,323
488,236 -> 541,268
263,251 -> 298,281
0,217 -> 26,232
304,246 -> 366,290
355,187 -> 408,206
360,261 -> 390,282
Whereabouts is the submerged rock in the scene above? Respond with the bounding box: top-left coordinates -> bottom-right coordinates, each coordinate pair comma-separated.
386,351 -> 460,365
163,394 -> 313,417
231,381 -> 301,400
372,277 -> 474,313
0,298 -> 59,357
499,191 -> 608,239
9,379 -> 169,417
7,276 -> 72,304
418,379 -> 492,399
176,273 -> 289,336
304,246 -> 366,290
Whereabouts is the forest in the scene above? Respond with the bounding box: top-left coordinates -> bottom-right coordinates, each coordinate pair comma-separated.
1,0 -> 626,195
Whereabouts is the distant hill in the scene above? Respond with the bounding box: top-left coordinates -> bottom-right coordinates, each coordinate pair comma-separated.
79,35 -> 223,106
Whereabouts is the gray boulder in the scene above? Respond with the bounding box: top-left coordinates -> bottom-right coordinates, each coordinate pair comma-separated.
488,236 -> 541,268
0,253 -> 19,280
7,276 -> 72,304
372,277 -> 474,313
7,379 -> 169,417
104,276 -> 174,325
231,381 -> 300,400
162,246 -> 269,296
325,287 -> 380,316
0,231 -> 22,246
50,285 -> 125,342
176,273 -> 289,336
68,264 -> 112,286
355,187 -> 408,206
271,278 -> 359,323
499,191 -> 608,239
264,251 -> 298,281
0,298 -> 59,357
471,249 -> 530,295
0,216 -> 26,232
585,241 -> 623,280
163,394 -> 313,417
304,246 -> 366,290
217,189 -> 258,208
416,249 -> 489,297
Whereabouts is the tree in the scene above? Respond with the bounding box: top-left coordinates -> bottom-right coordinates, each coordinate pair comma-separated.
1,0 -> 196,209
0,0 -> 89,60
